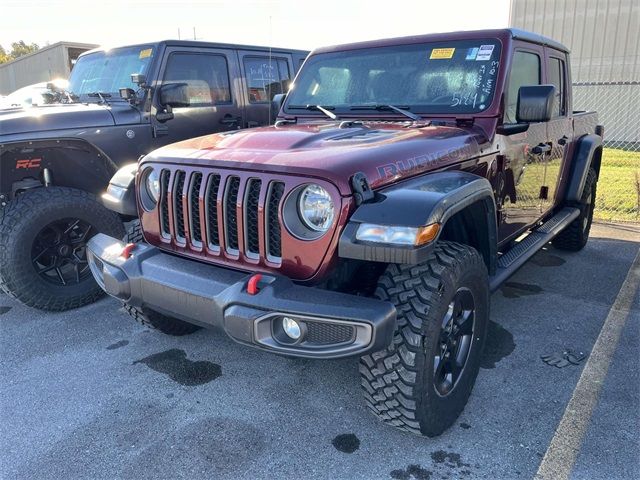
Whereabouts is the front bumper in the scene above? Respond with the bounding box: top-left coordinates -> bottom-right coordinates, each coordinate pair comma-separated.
87,234 -> 396,359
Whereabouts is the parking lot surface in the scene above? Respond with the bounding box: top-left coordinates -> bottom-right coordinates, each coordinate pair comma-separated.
1,223 -> 638,480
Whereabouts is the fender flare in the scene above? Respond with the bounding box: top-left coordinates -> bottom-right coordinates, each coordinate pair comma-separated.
0,138 -> 118,199
339,171 -> 497,272
565,133 -> 602,203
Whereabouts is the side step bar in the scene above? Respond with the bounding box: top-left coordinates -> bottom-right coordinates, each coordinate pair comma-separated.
489,207 -> 580,292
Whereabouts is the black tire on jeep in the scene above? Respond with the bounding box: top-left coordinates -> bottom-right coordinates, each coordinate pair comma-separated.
360,241 -> 489,437
552,168 -> 597,252
124,304 -> 201,336
124,219 -> 144,243
0,187 -> 125,311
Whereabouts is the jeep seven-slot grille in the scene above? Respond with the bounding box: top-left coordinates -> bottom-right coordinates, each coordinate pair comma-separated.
159,169 -> 284,262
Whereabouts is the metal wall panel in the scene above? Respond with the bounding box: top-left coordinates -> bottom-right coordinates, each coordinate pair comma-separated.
510,0 -> 639,82
0,42 -> 96,94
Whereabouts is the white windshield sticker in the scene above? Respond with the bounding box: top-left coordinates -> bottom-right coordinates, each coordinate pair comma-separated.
476,44 -> 495,61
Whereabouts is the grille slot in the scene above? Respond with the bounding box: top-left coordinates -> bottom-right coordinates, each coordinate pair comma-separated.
266,181 -> 285,260
205,174 -> 221,248
159,170 -> 171,237
188,172 -> 203,246
306,322 -> 354,345
224,176 -> 241,253
244,179 -> 262,257
173,171 -> 186,242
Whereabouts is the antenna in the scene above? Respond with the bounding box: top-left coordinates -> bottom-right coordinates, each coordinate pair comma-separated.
178,28 -> 181,40
268,15 -> 273,124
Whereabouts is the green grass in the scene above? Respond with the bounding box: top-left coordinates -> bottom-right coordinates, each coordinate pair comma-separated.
594,148 -> 640,223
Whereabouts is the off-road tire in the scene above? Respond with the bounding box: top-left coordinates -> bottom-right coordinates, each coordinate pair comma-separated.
124,304 -> 201,336
124,219 -> 144,243
360,242 -> 489,437
552,168 -> 597,251
0,187 -> 124,311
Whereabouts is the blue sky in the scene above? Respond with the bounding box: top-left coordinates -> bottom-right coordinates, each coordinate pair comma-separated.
2,0 -> 511,51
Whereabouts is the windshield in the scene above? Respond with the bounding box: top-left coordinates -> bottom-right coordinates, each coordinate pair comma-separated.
285,39 -> 502,115
68,45 -> 154,99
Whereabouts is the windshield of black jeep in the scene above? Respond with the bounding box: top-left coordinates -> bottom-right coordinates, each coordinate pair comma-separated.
285,39 -> 501,115
67,45 -> 154,100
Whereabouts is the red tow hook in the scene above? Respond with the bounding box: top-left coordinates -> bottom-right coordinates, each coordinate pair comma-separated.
120,243 -> 136,259
247,274 -> 263,295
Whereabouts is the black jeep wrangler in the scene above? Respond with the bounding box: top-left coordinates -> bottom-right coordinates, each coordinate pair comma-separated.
0,40 -> 307,310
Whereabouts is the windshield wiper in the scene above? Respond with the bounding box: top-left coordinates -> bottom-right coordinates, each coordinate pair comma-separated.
87,92 -> 112,104
350,104 -> 422,121
288,104 -> 339,120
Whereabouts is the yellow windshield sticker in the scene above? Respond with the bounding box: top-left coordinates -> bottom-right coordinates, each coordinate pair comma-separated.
430,48 -> 455,59
139,48 -> 152,59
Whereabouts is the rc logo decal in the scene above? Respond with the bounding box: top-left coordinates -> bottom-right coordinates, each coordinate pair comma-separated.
16,158 -> 41,169
126,129 -> 136,139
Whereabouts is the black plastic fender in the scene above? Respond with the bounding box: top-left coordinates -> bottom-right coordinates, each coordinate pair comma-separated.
0,138 -> 118,199
565,133 -> 602,203
339,171 -> 497,272
101,163 -> 138,217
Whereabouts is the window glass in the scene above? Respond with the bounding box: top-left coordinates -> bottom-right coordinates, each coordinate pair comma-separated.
163,53 -> 231,106
285,39 -> 502,115
243,57 -> 290,102
548,57 -> 566,116
505,51 -> 541,123
68,45 -> 154,99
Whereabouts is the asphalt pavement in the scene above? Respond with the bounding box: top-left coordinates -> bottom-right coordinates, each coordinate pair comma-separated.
1,222 -> 638,480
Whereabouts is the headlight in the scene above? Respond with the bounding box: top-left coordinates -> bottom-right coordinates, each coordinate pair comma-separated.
356,223 -> 440,246
298,184 -> 335,232
145,168 -> 161,203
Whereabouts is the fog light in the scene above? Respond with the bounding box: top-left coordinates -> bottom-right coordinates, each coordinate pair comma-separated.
282,317 -> 302,340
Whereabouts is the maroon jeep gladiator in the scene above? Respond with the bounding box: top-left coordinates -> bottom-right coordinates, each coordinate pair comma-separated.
87,29 -> 603,437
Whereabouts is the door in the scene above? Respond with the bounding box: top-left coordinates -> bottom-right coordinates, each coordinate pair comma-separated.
498,47 -> 549,241
151,47 -> 244,147
543,51 -> 572,214
238,51 -> 294,127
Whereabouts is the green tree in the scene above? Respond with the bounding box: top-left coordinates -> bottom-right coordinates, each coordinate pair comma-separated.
9,41 -> 39,59
0,45 -> 10,64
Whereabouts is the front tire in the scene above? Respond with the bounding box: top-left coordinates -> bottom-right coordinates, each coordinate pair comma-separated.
0,187 -> 124,311
360,242 -> 489,437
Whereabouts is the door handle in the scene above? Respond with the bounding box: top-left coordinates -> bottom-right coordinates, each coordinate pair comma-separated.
531,142 -> 552,155
220,115 -> 242,126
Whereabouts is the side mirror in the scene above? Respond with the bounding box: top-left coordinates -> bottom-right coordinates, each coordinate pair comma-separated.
516,85 -> 555,123
270,93 -> 286,124
159,83 -> 190,108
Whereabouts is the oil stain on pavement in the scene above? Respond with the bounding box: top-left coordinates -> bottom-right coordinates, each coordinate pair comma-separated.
332,433 -> 360,453
430,450 -> 471,469
390,464 -> 433,479
133,349 -> 221,386
501,281 -> 543,298
106,340 -> 129,350
531,250 -> 566,267
481,320 -> 516,369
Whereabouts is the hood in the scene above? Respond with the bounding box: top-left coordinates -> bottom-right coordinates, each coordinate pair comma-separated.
0,102 -> 140,136
145,122 -> 485,195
